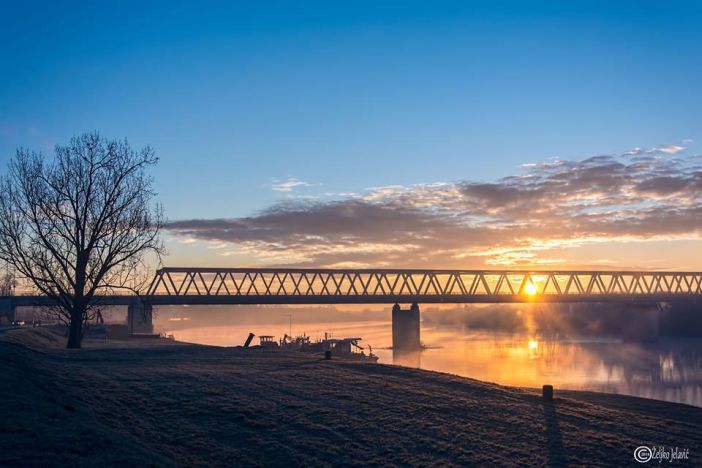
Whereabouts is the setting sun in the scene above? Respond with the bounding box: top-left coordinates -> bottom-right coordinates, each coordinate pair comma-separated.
524,283 -> 538,296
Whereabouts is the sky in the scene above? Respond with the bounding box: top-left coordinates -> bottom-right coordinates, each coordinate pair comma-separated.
1,1 -> 702,269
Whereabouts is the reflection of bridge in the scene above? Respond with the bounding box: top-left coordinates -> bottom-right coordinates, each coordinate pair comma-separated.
3,268 -> 702,348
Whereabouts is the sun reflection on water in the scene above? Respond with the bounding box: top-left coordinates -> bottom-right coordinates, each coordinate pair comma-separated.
164,320 -> 702,407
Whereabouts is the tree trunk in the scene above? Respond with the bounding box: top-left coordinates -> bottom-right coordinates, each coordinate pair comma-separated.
66,308 -> 84,349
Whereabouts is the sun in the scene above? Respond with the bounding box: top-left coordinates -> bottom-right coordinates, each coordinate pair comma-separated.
524,282 -> 538,296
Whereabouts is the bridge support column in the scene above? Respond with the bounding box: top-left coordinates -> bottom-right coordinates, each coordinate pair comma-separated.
392,302 -> 421,350
0,298 -> 14,325
128,301 -> 153,335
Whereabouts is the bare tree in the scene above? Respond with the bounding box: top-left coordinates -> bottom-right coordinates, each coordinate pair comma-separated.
0,133 -> 164,348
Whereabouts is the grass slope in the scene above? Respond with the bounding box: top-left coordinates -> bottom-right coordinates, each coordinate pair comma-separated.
1,328 -> 701,467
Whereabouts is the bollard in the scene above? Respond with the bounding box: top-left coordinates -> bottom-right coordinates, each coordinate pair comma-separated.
543,384 -> 554,402
324,350 -> 332,360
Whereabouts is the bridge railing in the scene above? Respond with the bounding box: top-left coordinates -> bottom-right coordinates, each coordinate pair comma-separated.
146,268 -> 702,299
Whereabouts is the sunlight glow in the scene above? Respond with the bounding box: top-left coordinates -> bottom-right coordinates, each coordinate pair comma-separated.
524,282 -> 538,296
528,340 -> 539,350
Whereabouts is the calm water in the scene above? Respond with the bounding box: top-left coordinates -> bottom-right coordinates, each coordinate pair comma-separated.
164,320 -> 702,407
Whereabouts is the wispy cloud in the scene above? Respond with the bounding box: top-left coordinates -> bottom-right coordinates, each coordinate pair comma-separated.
175,237 -> 198,244
653,144 -> 685,155
168,142 -> 702,267
271,177 -> 313,192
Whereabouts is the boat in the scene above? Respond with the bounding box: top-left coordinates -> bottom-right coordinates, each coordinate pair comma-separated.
252,333 -> 378,362
258,335 -> 279,348
320,337 -> 379,362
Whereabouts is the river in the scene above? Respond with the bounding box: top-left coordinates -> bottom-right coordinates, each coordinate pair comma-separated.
163,320 -> 702,407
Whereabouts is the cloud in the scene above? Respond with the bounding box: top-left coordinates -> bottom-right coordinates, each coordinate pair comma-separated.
167,142 -> 702,267
271,177 -> 313,192
175,237 -> 198,244
654,144 -> 685,155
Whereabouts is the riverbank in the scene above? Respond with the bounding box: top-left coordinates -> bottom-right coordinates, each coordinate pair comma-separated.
1,328 -> 701,466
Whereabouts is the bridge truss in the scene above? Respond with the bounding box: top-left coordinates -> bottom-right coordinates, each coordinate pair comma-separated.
145,268 -> 702,304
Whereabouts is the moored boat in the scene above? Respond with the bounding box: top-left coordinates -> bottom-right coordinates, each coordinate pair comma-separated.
251,333 -> 378,362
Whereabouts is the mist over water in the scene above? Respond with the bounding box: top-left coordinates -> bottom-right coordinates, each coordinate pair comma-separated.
157,306 -> 702,407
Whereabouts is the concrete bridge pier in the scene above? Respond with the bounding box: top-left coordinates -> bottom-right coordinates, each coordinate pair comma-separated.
392,302 -> 421,350
128,300 -> 153,335
0,298 -> 15,325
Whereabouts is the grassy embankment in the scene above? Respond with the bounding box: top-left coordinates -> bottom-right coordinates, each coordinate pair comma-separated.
1,327 -> 701,466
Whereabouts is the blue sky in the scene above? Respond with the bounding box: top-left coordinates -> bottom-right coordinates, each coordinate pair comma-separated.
2,1 -> 702,268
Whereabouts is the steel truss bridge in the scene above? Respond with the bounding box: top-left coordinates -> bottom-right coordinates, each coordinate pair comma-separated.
143,268 -> 702,304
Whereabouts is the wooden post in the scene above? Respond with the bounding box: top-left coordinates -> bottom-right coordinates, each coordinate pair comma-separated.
543,384 -> 554,401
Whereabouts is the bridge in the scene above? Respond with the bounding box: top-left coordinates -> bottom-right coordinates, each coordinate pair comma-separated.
145,268 -> 702,304
4,268 -> 702,348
